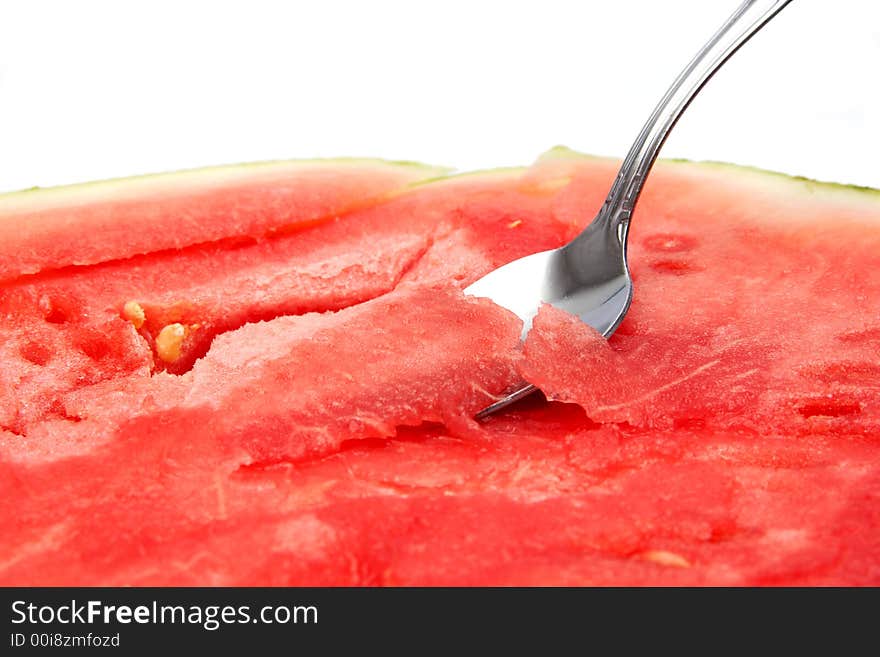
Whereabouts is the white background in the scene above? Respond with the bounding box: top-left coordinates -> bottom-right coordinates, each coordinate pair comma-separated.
1,0 -> 878,193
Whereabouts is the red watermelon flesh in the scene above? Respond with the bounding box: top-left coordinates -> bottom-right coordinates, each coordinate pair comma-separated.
2,284 -> 521,468
1,148 -> 879,585
519,156 -> 880,438
0,158 -> 447,281
520,303 -> 880,437
0,165 -> 576,437
147,284 -> 520,464
3,402 -> 878,585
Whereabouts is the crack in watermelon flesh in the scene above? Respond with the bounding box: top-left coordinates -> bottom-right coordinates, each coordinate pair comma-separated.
1,148 -> 879,585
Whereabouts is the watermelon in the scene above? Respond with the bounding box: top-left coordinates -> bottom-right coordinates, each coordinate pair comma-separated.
0,157 -> 448,281
0,148 -> 878,586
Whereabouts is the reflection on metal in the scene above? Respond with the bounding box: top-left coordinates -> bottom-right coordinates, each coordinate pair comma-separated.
466,0 -> 793,418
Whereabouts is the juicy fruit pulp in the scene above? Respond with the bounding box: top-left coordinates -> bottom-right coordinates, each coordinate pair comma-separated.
0,158 -> 449,281
1,149 -> 879,585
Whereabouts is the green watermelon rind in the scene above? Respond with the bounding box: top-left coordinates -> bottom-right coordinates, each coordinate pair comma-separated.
540,145 -> 880,201
0,157 -> 452,212
407,166 -> 529,189
681,159 -> 880,200
2,146 -> 877,215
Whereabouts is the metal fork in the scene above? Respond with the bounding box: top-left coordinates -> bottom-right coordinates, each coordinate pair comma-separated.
465,0 -> 793,419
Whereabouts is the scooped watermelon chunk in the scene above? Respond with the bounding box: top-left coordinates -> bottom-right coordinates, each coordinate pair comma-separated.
521,302 -> 880,436
153,284 -> 521,464
0,148 -> 879,586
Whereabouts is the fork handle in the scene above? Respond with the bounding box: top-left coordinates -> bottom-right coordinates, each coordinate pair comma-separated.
592,0 -> 793,237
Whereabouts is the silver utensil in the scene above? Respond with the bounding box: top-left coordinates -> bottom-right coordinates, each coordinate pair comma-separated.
465,0 -> 793,419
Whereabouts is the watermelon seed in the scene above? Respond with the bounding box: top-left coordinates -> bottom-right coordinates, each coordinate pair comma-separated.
122,301 -> 146,329
640,550 -> 691,568
155,323 -> 187,363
